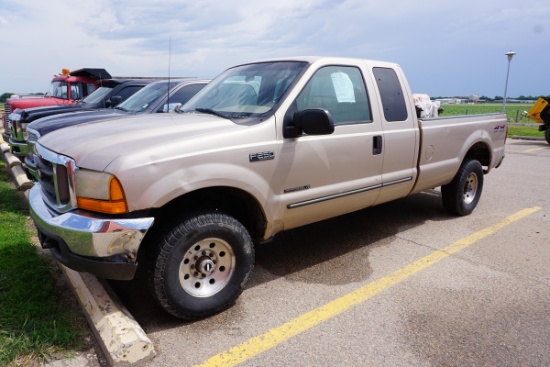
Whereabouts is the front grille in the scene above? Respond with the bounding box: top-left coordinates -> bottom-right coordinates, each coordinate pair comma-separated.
37,155 -> 56,201
3,104 -> 11,130
9,117 -> 18,137
34,144 -> 77,213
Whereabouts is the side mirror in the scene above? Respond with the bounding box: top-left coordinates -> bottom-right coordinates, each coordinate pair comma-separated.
106,95 -> 122,108
284,108 -> 335,138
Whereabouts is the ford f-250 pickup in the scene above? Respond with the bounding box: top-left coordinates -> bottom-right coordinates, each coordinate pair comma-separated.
28,56 -> 507,320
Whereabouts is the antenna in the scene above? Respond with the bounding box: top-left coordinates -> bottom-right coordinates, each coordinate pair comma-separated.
98,70 -> 105,108
166,36 -> 171,112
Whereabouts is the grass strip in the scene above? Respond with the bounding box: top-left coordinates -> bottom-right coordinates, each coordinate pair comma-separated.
0,159 -> 87,366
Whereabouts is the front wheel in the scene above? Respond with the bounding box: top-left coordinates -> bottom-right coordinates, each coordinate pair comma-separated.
441,159 -> 484,216
150,211 -> 254,319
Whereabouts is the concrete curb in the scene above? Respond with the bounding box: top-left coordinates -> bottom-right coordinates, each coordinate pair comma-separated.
62,268 -> 156,366
1,133 -> 156,366
510,135 -> 545,141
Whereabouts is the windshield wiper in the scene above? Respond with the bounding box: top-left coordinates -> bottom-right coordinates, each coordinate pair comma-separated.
115,106 -> 128,112
194,108 -> 229,119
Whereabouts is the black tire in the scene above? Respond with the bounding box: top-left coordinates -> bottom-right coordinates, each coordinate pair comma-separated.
150,211 -> 254,319
545,127 -> 550,145
441,159 -> 484,216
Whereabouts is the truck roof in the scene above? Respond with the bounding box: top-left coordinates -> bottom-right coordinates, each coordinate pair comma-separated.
242,56 -> 401,68
69,68 -> 112,79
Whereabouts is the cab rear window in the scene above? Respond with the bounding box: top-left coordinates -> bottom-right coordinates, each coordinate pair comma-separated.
373,67 -> 408,122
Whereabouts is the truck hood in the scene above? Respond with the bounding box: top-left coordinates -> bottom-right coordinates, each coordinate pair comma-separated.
9,96 -> 67,109
29,109 -> 127,136
22,104 -> 91,124
37,113 -> 244,171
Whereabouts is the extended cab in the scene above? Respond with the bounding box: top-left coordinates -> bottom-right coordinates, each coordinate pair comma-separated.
7,78 -> 160,160
28,57 -> 507,320
2,68 -> 111,142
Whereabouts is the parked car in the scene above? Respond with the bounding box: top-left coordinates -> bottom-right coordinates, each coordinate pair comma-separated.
8,78 -> 164,159
2,68 -> 112,142
25,78 -> 209,180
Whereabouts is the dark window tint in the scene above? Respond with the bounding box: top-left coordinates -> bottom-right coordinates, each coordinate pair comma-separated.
373,67 -> 407,122
158,83 -> 207,112
117,86 -> 143,102
172,83 -> 206,105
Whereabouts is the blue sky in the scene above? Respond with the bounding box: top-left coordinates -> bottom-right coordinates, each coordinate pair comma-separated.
0,0 -> 548,98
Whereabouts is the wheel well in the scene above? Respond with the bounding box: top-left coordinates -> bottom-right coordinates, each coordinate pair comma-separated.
149,187 -> 267,244
464,142 -> 491,167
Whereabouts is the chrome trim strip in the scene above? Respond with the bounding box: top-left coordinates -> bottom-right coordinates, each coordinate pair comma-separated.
287,176 -> 412,209
382,176 -> 413,187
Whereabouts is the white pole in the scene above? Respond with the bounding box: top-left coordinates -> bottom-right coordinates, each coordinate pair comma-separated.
502,51 -> 516,113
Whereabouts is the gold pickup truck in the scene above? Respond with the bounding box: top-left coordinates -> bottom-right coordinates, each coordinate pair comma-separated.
28,56 -> 507,320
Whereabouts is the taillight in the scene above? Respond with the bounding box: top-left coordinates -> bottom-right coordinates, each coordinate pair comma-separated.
505,124 -> 508,144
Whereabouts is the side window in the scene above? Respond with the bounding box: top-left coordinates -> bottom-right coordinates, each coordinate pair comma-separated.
174,83 -> 207,105
372,67 -> 408,122
70,84 -> 81,100
296,66 -> 371,125
87,83 -> 97,95
158,83 -> 207,112
117,86 -> 143,102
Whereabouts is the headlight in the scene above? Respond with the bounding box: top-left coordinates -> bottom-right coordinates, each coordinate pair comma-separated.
27,127 -> 40,143
75,169 -> 128,214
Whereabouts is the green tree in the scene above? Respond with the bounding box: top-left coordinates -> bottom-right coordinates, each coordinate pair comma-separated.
0,92 -> 13,103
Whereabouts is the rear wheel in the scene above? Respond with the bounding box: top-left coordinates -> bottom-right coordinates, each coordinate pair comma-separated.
545,126 -> 550,145
441,159 -> 484,216
150,211 -> 254,319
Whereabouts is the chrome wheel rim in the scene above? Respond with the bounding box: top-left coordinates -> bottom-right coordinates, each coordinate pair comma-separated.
179,238 -> 235,297
463,172 -> 478,204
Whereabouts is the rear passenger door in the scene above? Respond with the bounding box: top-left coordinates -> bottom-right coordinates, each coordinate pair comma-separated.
279,65 -> 384,230
371,67 -> 418,205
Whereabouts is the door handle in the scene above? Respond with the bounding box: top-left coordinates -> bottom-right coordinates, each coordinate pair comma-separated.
373,135 -> 382,155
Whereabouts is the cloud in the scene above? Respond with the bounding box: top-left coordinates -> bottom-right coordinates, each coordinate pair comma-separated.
0,0 -> 549,97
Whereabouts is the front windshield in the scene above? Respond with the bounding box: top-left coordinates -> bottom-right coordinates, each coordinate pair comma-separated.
45,81 -> 68,98
80,86 -> 113,104
116,81 -> 179,113
183,61 -> 308,123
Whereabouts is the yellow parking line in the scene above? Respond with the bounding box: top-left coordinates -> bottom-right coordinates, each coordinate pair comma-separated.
525,147 -> 547,153
194,206 -> 541,367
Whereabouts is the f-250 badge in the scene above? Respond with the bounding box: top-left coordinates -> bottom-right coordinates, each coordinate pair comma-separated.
249,151 -> 275,162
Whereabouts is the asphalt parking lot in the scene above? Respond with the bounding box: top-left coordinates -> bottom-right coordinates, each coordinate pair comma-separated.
104,138 -> 549,367
2,135 -> 547,367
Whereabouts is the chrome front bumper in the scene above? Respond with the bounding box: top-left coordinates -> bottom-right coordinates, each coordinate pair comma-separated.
29,184 -> 155,280
8,137 -> 30,158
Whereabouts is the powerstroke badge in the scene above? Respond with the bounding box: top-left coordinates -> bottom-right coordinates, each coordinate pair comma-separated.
249,151 -> 275,162
284,185 -> 310,193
